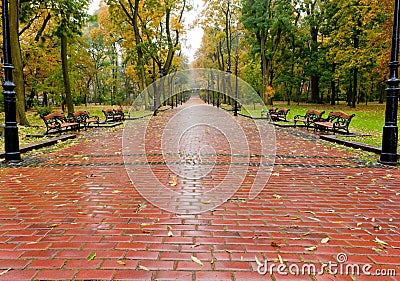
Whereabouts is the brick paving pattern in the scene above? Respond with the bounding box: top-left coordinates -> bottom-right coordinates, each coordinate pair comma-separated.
0,97 -> 399,280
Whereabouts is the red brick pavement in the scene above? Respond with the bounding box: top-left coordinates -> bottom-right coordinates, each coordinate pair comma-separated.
0,98 -> 399,280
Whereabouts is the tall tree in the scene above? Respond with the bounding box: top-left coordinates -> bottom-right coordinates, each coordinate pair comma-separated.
9,0 -> 29,125
51,0 -> 89,114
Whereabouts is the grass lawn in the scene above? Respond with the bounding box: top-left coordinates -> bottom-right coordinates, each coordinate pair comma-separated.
239,100 -> 399,149
0,104 -> 152,153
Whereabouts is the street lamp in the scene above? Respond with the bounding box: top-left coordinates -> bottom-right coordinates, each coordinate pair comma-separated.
2,0 -> 21,163
380,0 -> 400,166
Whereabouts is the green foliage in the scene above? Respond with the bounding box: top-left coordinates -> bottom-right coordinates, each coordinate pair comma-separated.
35,105 -> 53,117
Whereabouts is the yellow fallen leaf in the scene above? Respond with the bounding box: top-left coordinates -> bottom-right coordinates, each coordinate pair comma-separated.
112,190 -> 122,194
278,254 -> 283,264
305,246 -> 317,251
169,176 -> 178,187
117,260 -> 126,265
0,268 -> 11,276
374,237 -> 388,246
372,247 -> 385,253
139,265 -> 149,271
273,194 -> 282,199
321,237 -> 330,244
191,256 -> 203,266
87,252 -> 96,261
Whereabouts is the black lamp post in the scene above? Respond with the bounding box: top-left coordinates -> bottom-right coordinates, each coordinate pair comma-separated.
2,0 -> 21,163
234,64 -> 238,116
380,0 -> 400,166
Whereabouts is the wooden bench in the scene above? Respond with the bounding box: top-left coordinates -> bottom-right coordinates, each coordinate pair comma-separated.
72,111 -> 100,128
294,110 -> 325,129
270,108 -> 290,122
102,108 -> 124,123
314,111 -> 355,134
41,113 -> 80,135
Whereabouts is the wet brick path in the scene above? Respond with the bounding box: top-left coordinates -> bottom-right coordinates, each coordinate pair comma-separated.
0,98 -> 399,280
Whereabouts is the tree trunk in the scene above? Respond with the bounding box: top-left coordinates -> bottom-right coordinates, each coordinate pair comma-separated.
9,0 -> 29,125
60,33 -> 74,115
351,67 -> 358,108
330,63 -> 336,105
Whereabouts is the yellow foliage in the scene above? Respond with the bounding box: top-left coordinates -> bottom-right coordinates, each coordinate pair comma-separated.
265,85 -> 275,98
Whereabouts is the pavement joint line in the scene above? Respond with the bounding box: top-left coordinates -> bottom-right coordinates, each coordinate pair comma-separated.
4,160 -> 386,169
53,152 -> 364,160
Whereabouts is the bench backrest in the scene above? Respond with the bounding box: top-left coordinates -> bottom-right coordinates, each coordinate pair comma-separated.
72,111 -> 89,117
269,107 -> 278,113
278,108 -> 289,114
328,111 -> 354,120
42,112 -> 65,121
306,109 -> 324,117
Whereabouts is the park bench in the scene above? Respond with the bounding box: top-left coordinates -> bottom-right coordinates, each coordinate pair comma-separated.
41,112 -> 80,135
261,107 -> 278,120
102,108 -> 125,123
314,111 -> 355,134
270,108 -> 290,122
294,109 -> 325,129
72,111 -> 100,129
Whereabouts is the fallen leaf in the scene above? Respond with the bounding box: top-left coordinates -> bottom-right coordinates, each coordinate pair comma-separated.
0,268 -> 11,276
190,243 -> 201,248
374,237 -> 388,246
305,246 -> 317,251
278,254 -> 283,264
139,265 -> 149,271
88,252 -> 96,261
372,247 -> 385,253
271,241 -> 280,248
169,176 -> 178,187
191,256 -> 203,266
117,260 -> 126,265
321,237 -> 330,244
273,194 -> 282,199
